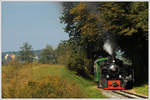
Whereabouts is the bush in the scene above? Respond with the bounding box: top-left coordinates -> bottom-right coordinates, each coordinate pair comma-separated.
67,52 -> 93,79
39,45 -> 57,64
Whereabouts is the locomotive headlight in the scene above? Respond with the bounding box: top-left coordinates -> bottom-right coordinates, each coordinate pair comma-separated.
112,60 -> 115,63
106,75 -> 109,78
119,75 -> 122,78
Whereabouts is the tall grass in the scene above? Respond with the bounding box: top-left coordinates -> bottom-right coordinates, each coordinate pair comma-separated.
2,62 -> 86,98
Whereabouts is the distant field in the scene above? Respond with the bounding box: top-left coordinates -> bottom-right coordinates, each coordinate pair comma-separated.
2,63 -> 105,98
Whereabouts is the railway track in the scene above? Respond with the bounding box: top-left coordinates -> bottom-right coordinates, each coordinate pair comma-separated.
97,87 -> 148,99
112,90 -> 148,99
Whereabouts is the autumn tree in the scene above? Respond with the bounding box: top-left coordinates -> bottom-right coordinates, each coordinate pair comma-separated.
60,3 -> 104,78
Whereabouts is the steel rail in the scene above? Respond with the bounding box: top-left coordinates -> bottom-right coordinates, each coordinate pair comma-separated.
112,90 -> 148,99
120,90 -> 148,99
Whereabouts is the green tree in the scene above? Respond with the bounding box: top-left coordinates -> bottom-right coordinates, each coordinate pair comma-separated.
18,42 -> 35,64
39,45 -> 56,64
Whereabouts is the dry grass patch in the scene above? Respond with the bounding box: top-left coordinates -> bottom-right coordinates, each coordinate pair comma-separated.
2,63 -> 86,98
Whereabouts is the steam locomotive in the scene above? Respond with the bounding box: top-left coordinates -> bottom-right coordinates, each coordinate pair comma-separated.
94,56 -> 134,89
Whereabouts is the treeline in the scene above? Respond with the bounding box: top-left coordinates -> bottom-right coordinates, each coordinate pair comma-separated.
58,2 -> 148,82
3,43 -> 57,65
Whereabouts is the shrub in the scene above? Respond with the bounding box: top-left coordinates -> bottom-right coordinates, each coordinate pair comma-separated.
67,52 -> 93,79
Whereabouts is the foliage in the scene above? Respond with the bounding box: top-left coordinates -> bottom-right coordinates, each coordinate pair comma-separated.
60,2 -> 107,78
98,2 -> 148,37
18,42 -> 35,64
39,44 -> 57,64
60,2 -> 148,82
55,41 -> 71,65
67,49 -> 93,78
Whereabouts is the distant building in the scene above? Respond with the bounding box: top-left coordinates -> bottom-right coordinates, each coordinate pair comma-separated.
4,54 -> 16,62
33,56 -> 39,60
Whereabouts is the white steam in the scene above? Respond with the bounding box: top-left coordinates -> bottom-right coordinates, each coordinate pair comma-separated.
103,40 -> 113,55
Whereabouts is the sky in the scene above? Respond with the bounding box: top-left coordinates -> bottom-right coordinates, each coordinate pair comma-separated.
2,2 -> 69,52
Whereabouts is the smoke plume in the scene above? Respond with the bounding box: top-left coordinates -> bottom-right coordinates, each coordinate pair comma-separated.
102,31 -> 117,56
103,39 -> 113,55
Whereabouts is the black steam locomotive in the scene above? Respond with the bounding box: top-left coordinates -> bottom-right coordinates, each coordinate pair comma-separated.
94,56 -> 134,89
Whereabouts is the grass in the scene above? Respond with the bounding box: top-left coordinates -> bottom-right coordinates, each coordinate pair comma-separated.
2,63 -> 105,98
32,64 -> 105,98
133,83 -> 148,96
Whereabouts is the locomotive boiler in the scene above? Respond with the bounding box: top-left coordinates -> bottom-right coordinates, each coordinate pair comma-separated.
94,56 -> 134,89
